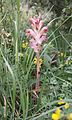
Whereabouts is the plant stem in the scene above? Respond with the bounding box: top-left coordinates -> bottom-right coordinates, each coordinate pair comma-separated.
36,52 -> 40,92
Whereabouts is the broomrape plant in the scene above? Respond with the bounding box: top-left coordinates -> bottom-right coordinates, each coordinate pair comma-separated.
26,16 -> 48,93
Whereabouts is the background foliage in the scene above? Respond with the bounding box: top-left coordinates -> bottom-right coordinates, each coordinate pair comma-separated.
0,0 -> 72,120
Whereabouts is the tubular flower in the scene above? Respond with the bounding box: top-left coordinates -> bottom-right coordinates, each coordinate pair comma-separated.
26,16 -> 48,52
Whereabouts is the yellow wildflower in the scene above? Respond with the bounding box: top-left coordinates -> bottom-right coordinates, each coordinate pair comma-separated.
34,57 -> 37,64
39,58 -> 43,65
52,113 -> 60,120
58,98 -> 65,105
68,113 -> 72,120
52,108 -> 61,120
55,108 -> 61,115
64,103 -> 69,109
33,57 -> 43,65
22,42 -> 28,48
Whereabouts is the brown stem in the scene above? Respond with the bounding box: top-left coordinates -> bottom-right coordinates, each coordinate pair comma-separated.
36,52 -> 40,92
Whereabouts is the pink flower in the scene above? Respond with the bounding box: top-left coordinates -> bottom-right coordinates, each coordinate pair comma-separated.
26,16 -> 48,52
26,29 -> 36,38
29,17 -> 43,30
30,39 -> 42,52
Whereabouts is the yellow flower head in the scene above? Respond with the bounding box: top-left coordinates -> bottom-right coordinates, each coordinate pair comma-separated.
39,58 -> 43,65
64,103 -> 69,109
55,108 -> 61,115
33,57 -> 43,65
68,113 -> 72,120
34,57 -> 37,64
58,98 -> 65,105
22,42 -> 28,48
52,113 -> 60,120
52,108 -> 61,120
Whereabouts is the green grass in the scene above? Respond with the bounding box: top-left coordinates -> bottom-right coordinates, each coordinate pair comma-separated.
0,0 -> 72,120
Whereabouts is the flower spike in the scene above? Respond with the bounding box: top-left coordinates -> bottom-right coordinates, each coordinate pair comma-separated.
26,16 -> 48,52
26,16 -> 48,94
